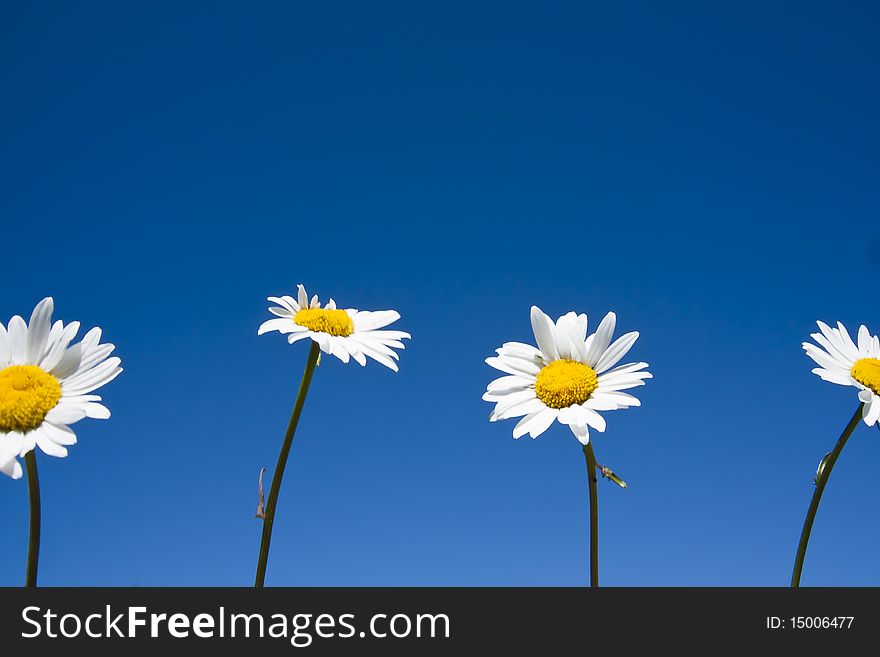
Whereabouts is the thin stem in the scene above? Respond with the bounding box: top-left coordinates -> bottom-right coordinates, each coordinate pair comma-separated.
791,403 -> 863,587
254,341 -> 322,588
25,451 -> 41,588
582,443 -> 599,588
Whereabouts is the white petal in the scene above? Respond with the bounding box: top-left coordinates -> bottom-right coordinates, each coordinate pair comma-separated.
582,395 -> 620,411
0,433 -> 24,479
813,323 -> 850,364
575,313 -> 589,342
486,374 -> 534,393
355,336 -> 401,361
25,297 -> 54,364
526,408 -> 558,438
499,342 -> 542,359
79,342 -> 115,371
362,329 -> 412,342
601,361 -> 650,377
40,321 -> 80,372
583,408 -> 606,432
14,430 -> 35,456
41,422 -> 78,445
591,391 -> 641,408
297,285 -> 309,309
287,332 -> 313,345
61,358 -> 122,395
83,402 -> 111,419
0,322 -> 10,366
493,396 -> 545,421
331,341 -> 351,363
349,337 -> 399,371
50,343 -> 83,379
597,376 -> 651,392
836,322 -> 861,361
340,337 -> 367,366
554,312 -> 579,360
803,343 -> 850,374
45,403 -> 87,425
530,306 -> 558,361
858,325 -> 872,356
558,404 -> 589,425
584,312 -> 616,367
0,456 -> 22,479
1,460 -> 22,478
8,315 -> 27,364
79,326 -> 102,352
34,428 -> 68,458
489,388 -> 538,415
512,409 -> 557,439
62,354 -> 121,387
267,296 -> 298,313
569,423 -> 590,445
816,321 -> 857,363
595,331 -> 639,373
811,368 -> 854,386
258,318 -> 296,335
863,396 -> 880,426
485,355 -> 541,377
598,370 -> 653,387
352,310 -> 401,331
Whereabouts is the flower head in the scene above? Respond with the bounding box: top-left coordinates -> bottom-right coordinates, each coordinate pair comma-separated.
258,284 -> 411,371
803,321 -> 880,426
0,298 -> 122,478
483,306 -> 651,445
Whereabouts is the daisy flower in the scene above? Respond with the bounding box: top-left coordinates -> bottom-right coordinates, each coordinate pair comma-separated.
254,283 -> 410,587
0,297 -> 122,477
803,321 -> 880,426
793,320 -> 879,586
483,306 -> 651,445
257,283 -> 410,370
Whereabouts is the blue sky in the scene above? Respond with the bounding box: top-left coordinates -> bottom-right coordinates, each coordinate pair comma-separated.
1,1 -> 879,586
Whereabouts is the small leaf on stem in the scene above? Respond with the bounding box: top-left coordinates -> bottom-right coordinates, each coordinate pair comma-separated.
598,464 -> 628,489
814,453 -> 832,486
255,467 -> 267,519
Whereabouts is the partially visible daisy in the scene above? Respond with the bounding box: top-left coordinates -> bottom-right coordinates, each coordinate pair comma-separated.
793,320 -> 879,586
803,321 -> 880,426
0,297 -> 122,477
258,283 -> 410,371
484,306 -> 651,445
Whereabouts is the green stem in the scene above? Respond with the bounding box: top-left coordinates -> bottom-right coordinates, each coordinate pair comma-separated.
791,403 -> 863,587
25,451 -> 41,588
582,443 -> 599,587
254,341 -> 321,588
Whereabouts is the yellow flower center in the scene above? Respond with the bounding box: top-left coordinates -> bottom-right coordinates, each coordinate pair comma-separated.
851,358 -> 880,396
0,365 -> 62,432
293,308 -> 354,337
534,359 -> 599,409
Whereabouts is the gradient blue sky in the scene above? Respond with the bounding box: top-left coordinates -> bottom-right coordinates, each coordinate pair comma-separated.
2,1 -> 879,586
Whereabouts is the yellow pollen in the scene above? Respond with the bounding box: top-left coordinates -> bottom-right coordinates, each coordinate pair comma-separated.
851,358 -> 880,396
293,308 -> 354,337
534,359 -> 599,409
0,365 -> 62,433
